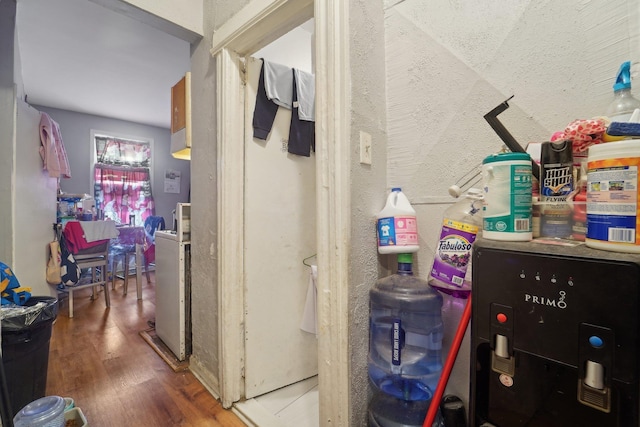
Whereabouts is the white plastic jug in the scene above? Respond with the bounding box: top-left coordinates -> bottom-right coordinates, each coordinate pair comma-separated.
376,188 -> 419,254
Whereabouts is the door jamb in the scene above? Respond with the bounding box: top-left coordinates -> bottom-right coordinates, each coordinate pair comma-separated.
211,0 -> 351,424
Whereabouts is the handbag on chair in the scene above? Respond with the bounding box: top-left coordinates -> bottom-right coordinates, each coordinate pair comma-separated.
46,239 -> 62,285
59,234 -> 81,286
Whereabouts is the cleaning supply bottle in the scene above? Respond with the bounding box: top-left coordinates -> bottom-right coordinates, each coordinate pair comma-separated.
377,188 -> 419,254
607,61 -> 640,122
368,253 -> 443,402
428,189 -> 483,299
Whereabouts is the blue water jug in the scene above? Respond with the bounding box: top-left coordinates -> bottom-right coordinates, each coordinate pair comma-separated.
368,253 -> 444,401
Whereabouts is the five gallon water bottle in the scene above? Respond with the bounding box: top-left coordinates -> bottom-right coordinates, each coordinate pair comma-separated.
368,253 -> 444,401
377,188 -> 419,254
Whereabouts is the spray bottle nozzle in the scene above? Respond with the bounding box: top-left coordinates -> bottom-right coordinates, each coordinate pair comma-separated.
614,61 -> 632,91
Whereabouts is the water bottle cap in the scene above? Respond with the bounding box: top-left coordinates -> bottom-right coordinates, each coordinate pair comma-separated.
613,61 -> 632,92
391,187 -> 402,192
397,253 -> 413,264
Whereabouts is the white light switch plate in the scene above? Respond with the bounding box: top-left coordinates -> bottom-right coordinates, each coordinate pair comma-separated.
360,131 -> 372,165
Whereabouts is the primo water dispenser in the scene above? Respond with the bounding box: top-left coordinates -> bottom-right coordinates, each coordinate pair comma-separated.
470,238 -> 640,427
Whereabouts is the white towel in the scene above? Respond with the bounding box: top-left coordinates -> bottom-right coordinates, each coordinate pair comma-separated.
263,60 -> 293,109
294,69 -> 315,121
300,265 -> 318,337
79,220 -> 119,242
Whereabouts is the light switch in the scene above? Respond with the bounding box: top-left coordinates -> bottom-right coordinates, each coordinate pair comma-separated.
360,131 -> 372,165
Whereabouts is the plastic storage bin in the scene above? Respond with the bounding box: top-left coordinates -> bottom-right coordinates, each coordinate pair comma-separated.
64,407 -> 88,427
1,296 -> 58,417
13,395 -> 65,427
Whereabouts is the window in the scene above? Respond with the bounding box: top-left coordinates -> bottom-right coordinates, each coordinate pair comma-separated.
91,131 -> 155,226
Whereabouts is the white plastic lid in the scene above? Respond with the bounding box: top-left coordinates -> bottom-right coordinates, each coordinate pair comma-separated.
13,396 -> 65,427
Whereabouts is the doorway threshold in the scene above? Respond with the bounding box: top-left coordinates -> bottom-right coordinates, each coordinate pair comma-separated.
233,376 -> 319,427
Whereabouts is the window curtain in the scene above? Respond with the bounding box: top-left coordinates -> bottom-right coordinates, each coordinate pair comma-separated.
94,137 -> 154,225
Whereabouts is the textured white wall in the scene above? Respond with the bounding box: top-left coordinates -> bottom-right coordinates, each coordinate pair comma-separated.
349,0 -> 389,425
98,0 -> 203,35
188,0 -> 221,390
384,0 -> 640,411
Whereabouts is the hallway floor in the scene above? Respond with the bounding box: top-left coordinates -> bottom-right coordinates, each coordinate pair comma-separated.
45,272 -> 246,426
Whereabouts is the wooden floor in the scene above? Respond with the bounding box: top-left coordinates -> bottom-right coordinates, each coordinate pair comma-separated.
46,272 -> 246,427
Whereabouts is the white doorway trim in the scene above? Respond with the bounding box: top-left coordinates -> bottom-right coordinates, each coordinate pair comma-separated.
313,2 -> 351,425
211,0 -> 350,426
210,0 -> 351,424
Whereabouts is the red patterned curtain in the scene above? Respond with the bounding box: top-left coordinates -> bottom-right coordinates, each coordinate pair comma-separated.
94,137 -> 154,225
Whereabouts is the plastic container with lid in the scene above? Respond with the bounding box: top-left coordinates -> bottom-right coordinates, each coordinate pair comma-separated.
377,188 -> 419,254
368,253 -> 443,401
13,396 -> 65,427
586,139 -> 640,253
607,61 -> 640,122
428,189 -> 483,299
481,152 -> 533,241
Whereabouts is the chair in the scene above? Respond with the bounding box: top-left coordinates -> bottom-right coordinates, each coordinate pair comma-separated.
142,215 -> 165,274
109,241 -> 140,296
69,241 -> 111,318
109,216 -> 164,297
61,221 -> 115,318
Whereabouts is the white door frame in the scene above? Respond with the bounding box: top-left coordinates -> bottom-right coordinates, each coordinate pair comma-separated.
211,0 -> 351,424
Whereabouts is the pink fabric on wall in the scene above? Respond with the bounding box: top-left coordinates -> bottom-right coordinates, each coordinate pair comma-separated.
39,112 -> 71,178
94,164 -> 155,226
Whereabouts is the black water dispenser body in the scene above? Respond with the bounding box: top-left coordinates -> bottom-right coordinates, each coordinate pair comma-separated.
470,238 -> 640,427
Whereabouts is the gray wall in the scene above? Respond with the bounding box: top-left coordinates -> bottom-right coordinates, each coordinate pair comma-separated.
187,0 -> 221,386
0,0 -> 16,265
34,105 -> 191,227
348,1 -> 389,425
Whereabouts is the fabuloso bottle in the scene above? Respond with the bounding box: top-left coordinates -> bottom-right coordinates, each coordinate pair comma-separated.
377,188 -> 419,254
428,189 -> 483,299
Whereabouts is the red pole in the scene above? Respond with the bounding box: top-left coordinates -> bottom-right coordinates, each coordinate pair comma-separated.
423,295 -> 472,427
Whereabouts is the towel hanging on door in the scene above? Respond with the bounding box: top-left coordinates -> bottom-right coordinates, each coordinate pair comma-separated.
300,264 -> 318,337
263,60 -> 293,109
293,68 -> 315,122
287,69 -> 315,157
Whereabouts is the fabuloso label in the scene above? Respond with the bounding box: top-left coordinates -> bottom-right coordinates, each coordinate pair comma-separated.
377,216 -> 418,247
587,158 -> 640,244
430,219 -> 478,287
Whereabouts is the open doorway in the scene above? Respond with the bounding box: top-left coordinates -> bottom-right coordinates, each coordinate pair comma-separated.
233,20 -> 318,426
212,1 -> 351,424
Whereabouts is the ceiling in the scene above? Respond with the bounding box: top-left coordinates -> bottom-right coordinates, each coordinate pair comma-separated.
15,0 -> 191,129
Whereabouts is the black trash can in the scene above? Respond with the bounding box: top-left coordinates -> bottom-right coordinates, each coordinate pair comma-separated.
1,296 -> 58,417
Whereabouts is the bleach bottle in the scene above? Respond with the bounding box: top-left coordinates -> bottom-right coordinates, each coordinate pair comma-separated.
429,188 -> 483,299
377,188 -> 419,254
